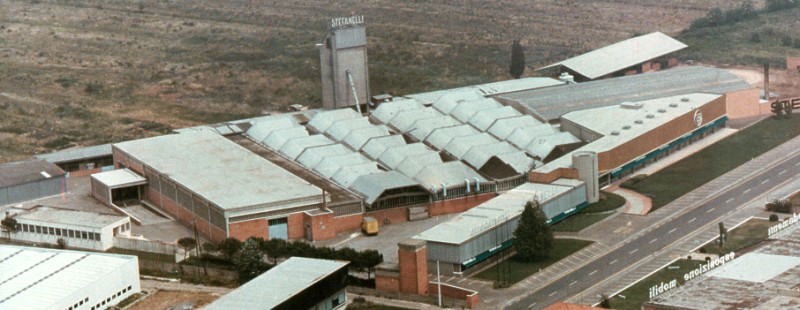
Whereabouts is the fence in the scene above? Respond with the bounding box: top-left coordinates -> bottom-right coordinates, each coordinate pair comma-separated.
113,237 -> 183,262
347,286 -> 468,309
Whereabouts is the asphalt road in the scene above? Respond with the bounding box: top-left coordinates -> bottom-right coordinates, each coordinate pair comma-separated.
514,150 -> 800,309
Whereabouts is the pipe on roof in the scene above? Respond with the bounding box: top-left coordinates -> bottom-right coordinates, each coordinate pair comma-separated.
465,179 -> 470,193
441,183 -> 447,197
474,177 -> 481,192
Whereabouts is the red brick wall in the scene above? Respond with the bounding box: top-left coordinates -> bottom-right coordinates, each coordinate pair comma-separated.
333,214 -> 363,233
429,193 -> 496,217
288,213 -> 305,240
303,211 -> 336,241
529,168 -> 579,183
428,282 -> 480,309
376,274 -> 400,292
366,207 -> 408,226
68,168 -> 102,177
228,219 -> 269,241
725,88 -> 765,120
399,247 -> 428,295
176,206 -> 194,226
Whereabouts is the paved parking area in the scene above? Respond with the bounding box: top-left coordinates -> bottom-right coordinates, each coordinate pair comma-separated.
315,213 -> 457,263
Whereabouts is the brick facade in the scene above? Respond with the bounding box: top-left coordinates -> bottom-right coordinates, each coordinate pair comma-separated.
303,210 -> 336,241
429,193 -> 496,217
724,88 -> 766,120
398,239 -> 428,295
229,218 -> 269,241
529,168 -> 580,183
288,213 -> 305,240
428,282 -> 479,309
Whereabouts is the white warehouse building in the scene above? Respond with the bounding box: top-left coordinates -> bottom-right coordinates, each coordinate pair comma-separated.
0,245 -> 141,310
8,205 -> 131,251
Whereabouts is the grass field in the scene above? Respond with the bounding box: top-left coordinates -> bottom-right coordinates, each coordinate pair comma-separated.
622,117 -> 800,210
552,192 -> 625,232
698,218 -> 771,256
608,259 -> 705,310
472,238 -> 593,285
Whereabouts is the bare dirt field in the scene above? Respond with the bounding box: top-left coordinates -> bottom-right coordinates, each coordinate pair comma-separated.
127,290 -> 221,310
0,0 -> 761,162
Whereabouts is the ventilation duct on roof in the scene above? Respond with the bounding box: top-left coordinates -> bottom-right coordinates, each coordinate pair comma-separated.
669,103 -> 679,108
646,114 -> 655,118
634,119 -> 644,124
611,131 -> 620,136
681,97 -> 690,102
657,109 -> 667,113
622,125 -> 631,130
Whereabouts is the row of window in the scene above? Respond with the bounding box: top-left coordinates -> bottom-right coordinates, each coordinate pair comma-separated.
65,296 -> 88,310
116,222 -> 131,232
90,285 -> 133,310
19,223 -> 101,241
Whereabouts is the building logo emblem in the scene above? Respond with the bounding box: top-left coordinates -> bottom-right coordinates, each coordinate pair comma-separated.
694,109 -> 703,127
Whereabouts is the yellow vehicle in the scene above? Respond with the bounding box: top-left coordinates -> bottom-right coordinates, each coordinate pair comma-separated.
361,217 -> 379,236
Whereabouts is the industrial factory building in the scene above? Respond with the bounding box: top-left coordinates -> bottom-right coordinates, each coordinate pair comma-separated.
0,159 -> 66,207
0,245 -> 141,310
35,144 -> 114,177
7,205 -> 131,251
538,32 -> 687,81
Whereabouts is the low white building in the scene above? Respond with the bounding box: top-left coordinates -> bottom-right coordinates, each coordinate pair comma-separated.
0,245 -> 141,310
9,205 -> 131,251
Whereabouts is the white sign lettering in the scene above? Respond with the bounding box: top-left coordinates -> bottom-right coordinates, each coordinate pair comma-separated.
683,251 -> 735,282
649,279 -> 677,299
769,212 -> 800,236
331,15 -> 364,28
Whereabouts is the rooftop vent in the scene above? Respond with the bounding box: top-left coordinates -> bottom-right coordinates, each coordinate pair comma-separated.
634,119 -> 644,124
657,108 -> 667,113
620,101 -> 643,110
622,125 -> 631,130
669,103 -> 679,108
646,114 -> 655,118
681,97 -> 690,102
559,72 -> 575,84
610,131 -> 620,136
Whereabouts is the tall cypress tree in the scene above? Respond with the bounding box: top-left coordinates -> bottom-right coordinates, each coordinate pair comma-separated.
509,39 -> 526,79
513,200 -> 553,261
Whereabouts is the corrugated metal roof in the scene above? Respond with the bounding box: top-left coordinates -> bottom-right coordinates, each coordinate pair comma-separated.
449,98 -> 503,123
245,117 -> 298,142
15,205 -> 127,228
350,171 -> 421,204
506,125 -> 562,150
314,153 -> 371,179
331,162 -> 380,188
467,106 -> 523,131
325,117 -> 373,141
34,144 -> 113,164
90,168 -> 147,188
540,32 -> 687,79
307,108 -> 361,133
444,133 -> 498,159
463,142 -> 532,173
296,144 -> 352,169
497,66 -> 751,121
0,159 -> 65,188
426,125 -> 480,150
415,181 -> 579,244
395,152 -> 443,177
377,143 -> 435,170
431,90 -> 486,114
372,98 -> 425,124
114,132 -> 322,211
342,126 -> 391,150
524,132 -> 582,159
204,257 -> 348,310
407,115 -> 461,141
486,115 -> 543,140
0,245 -> 139,310
278,135 -> 336,160
361,135 -> 407,159
408,77 -> 564,105
389,107 -> 442,133
413,161 -> 487,189
263,126 -> 310,150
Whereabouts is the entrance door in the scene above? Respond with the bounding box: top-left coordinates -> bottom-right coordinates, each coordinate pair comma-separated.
268,218 -> 288,240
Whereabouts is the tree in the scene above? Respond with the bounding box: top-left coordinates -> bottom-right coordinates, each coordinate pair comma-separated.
509,40 -> 525,79
599,294 -> 611,308
56,238 -> 67,249
360,249 -> 384,280
178,237 -> 197,260
261,238 -> 288,264
218,237 -> 243,261
513,200 -> 553,261
1,216 -> 18,240
232,239 -> 266,283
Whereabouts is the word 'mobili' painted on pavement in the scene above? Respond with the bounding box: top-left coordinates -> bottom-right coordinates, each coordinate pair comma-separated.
649,279 -> 677,299
684,252 -> 735,282
768,213 -> 800,236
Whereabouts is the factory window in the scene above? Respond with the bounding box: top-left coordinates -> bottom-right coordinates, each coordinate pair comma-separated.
95,233 -> 101,241
56,228 -> 62,236
69,230 -> 75,238
128,285 -> 132,290
88,233 -> 94,240
81,231 -> 88,239
22,224 -> 28,232
35,226 -> 42,233
48,227 -> 55,235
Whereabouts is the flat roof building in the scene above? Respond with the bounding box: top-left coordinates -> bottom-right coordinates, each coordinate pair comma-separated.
112,131 -> 326,242
205,257 -> 349,310
35,144 -> 114,177
1,159 -> 66,207
538,32 -> 687,81
0,244 -> 141,310
7,205 -> 130,251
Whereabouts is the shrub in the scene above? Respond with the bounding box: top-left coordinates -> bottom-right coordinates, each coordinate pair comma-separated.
781,35 -> 793,47
750,32 -> 761,43
766,199 -> 792,213
770,214 -> 779,222
699,247 -> 707,254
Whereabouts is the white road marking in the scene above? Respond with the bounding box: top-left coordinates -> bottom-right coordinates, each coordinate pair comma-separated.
610,259 -> 618,265
779,169 -> 787,175
649,238 -> 658,244
669,228 -> 677,234
549,291 -> 557,297
744,189 -> 751,194
569,280 -> 578,286
589,270 -> 598,276
762,179 -> 770,185
707,207 -> 716,213
530,303 -> 537,308
726,198 -> 734,204
630,248 -> 638,254
688,218 -> 696,223
457,278 -> 467,284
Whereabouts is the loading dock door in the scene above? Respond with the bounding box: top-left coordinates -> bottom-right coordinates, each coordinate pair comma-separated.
268,218 -> 288,240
